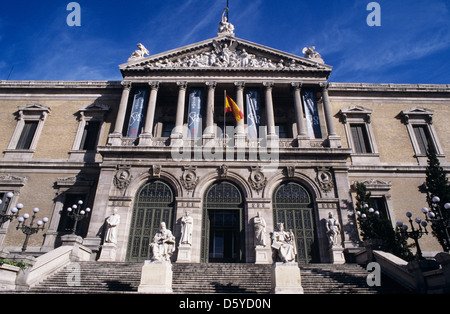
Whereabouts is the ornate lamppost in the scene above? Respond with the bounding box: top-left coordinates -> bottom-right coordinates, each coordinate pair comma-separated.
396,212 -> 428,260
66,200 -> 91,235
16,207 -> 48,252
421,196 -> 450,252
0,192 -> 23,226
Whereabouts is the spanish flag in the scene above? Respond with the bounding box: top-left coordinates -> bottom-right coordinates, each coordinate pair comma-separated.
225,93 -> 244,122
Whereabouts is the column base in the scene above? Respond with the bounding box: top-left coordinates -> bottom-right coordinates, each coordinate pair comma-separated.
138,133 -> 153,146
327,135 -> 341,148
108,133 -> 122,146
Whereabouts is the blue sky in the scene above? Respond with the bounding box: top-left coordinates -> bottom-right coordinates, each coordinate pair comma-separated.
0,0 -> 449,83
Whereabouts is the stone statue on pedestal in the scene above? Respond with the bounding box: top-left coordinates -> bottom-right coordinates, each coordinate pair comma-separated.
254,212 -> 266,247
326,212 -> 341,247
180,211 -> 193,245
271,223 -> 297,263
104,208 -> 120,244
150,222 -> 175,262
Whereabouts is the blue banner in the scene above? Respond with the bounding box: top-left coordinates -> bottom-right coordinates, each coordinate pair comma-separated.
188,88 -> 203,138
127,89 -> 148,138
246,88 -> 261,139
301,89 -> 322,139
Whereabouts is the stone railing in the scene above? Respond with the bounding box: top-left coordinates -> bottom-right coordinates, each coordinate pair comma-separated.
1,235 -> 92,291
355,247 -> 450,293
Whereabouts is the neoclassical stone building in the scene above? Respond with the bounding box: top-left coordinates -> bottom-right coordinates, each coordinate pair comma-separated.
0,22 -> 448,265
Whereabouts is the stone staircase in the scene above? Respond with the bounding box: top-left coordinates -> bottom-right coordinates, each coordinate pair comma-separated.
172,263 -> 272,294
28,262 -> 142,294
24,261 -> 409,294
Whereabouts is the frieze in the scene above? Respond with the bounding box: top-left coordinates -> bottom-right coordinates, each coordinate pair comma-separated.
125,38 -> 328,72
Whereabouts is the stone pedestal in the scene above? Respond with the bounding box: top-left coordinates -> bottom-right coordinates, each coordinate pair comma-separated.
270,262 -> 304,294
330,246 -> 346,264
138,261 -> 173,294
176,244 -> 192,263
255,246 -> 270,264
61,234 -> 83,246
98,242 -> 117,261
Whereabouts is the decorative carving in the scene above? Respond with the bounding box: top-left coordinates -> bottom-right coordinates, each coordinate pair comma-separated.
129,43 -> 149,61
218,164 -> 228,178
140,39 -> 314,71
181,166 -> 199,191
285,166 -> 295,178
113,165 -> 132,190
249,166 -> 267,194
218,8 -> 235,36
316,167 -> 334,193
302,46 -> 324,64
150,165 -> 162,178
0,174 -> 28,185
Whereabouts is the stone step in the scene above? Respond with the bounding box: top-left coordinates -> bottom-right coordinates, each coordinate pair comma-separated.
25,261 -> 408,294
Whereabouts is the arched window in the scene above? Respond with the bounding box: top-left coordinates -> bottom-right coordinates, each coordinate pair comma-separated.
126,180 -> 175,262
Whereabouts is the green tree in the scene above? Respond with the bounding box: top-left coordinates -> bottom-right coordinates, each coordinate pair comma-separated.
355,182 -> 413,260
424,142 -> 450,252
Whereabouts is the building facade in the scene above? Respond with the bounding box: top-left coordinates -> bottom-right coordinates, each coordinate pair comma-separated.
0,30 -> 448,265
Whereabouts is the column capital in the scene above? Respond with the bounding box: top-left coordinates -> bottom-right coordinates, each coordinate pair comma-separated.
291,82 -> 303,90
148,81 -> 160,90
121,81 -> 132,89
234,81 -> 245,89
319,82 -> 330,89
205,81 -> 217,89
263,81 -> 274,89
177,81 -> 188,90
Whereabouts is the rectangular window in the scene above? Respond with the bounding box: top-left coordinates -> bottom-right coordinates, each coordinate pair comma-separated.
350,124 -> 372,153
370,197 -> 390,221
79,121 -> 101,151
16,121 -> 38,149
413,125 -> 433,155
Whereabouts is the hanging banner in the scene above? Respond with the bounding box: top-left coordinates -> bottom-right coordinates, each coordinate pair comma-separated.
188,88 -> 203,138
246,88 -> 261,139
126,89 -> 148,138
301,89 -> 322,139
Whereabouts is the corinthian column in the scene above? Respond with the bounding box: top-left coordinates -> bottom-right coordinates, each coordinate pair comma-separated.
109,81 -> 131,145
291,82 -> 308,140
264,82 -> 276,138
235,81 -> 245,136
320,83 -> 341,147
139,81 -> 159,146
172,81 -> 188,139
204,81 -> 216,138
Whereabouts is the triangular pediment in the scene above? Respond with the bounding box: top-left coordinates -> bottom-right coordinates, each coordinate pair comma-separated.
120,36 -> 332,74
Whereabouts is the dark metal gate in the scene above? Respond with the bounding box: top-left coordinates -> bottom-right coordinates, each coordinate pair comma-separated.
201,181 -> 245,263
126,180 -> 175,262
273,181 -> 319,264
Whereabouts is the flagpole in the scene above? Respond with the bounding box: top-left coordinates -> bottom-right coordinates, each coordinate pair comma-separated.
224,90 -> 227,147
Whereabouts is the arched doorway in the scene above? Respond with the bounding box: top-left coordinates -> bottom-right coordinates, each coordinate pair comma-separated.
273,181 -> 319,264
126,180 -> 175,262
201,181 -> 245,263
